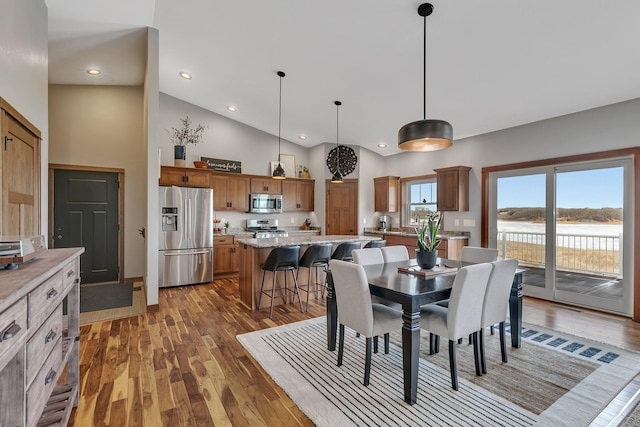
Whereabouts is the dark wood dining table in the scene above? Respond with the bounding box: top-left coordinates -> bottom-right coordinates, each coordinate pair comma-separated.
325,259 -> 524,405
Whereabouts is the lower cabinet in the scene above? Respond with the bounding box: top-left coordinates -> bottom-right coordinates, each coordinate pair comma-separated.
0,248 -> 82,427
384,235 -> 468,260
214,235 -> 239,275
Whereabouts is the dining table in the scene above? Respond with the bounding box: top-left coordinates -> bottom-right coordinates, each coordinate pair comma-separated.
325,259 -> 524,405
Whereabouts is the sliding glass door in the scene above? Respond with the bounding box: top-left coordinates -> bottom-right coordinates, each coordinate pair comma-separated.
488,158 -> 632,315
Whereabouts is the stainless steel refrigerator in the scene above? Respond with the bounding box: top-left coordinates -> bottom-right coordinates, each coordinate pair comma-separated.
159,186 -> 213,287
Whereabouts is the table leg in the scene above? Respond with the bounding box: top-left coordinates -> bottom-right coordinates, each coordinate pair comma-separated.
509,272 -> 523,348
402,308 -> 420,405
326,270 -> 337,351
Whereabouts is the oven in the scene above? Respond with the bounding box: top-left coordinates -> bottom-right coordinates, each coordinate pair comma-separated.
249,193 -> 283,214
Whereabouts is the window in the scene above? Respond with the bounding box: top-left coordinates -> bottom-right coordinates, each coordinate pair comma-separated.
404,177 -> 437,226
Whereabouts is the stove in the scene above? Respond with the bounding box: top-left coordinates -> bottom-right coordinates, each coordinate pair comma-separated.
246,219 -> 289,238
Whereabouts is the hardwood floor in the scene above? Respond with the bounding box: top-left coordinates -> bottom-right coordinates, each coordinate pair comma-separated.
69,277 -> 640,426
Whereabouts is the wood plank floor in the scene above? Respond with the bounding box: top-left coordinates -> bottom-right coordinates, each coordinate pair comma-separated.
68,277 -> 640,426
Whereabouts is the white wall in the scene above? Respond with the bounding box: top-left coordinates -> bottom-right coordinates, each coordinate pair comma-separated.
0,0 -> 49,234
49,85 -> 146,279
144,27 -> 160,305
356,146 -> 386,233
384,98 -> 640,245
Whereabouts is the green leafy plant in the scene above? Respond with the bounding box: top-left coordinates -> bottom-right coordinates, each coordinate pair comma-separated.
168,116 -> 206,146
417,211 -> 442,252
224,221 -> 230,228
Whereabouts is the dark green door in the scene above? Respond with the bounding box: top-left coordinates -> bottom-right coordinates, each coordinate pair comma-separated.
53,169 -> 119,284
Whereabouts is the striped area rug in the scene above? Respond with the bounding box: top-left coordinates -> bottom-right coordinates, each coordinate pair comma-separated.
237,317 -> 640,427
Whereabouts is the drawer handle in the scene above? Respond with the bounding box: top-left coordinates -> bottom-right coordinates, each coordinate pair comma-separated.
45,369 -> 57,385
45,329 -> 57,344
67,269 -> 75,278
0,321 -> 21,342
74,278 -> 80,284
46,288 -> 58,299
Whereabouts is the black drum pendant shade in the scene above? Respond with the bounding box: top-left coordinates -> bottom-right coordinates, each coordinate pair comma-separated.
273,71 -> 286,179
398,3 -> 453,152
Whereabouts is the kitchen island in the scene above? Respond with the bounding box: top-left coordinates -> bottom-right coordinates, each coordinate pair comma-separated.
235,235 -> 381,310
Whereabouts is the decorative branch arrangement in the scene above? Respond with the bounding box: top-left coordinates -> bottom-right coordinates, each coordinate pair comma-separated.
168,116 -> 206,146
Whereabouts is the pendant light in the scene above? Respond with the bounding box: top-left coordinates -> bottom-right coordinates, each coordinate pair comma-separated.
398,3 -> 453,152
272,70 -> 286,179
331,100 -> 344,183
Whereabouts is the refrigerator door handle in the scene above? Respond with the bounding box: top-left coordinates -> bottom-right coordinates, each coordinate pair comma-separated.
163,250 -> 209,256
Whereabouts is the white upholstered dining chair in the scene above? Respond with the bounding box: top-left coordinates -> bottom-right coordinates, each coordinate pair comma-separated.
479,258 -> 518,374
352,247 -> 401,311
380,246 -> 410,263
420,263 -> 493,390
461,246 -> 499,264
329,260 -> 402,386
352,248 -> 384,265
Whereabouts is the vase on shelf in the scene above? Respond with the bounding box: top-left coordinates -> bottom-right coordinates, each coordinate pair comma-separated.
174,145 -> 186,167
415,249 -> 437,270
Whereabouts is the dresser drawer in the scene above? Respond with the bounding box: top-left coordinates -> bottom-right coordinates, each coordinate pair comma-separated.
28,270 -> 64,328
26,305 -> 62,386
0,296 -> 28,369
26,338 -> 62,427
61,257 -> 80,295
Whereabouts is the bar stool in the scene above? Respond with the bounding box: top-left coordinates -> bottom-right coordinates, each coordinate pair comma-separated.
331,241 -> 361,262
364,240 -> 386,248
258,246 -> 302,319
297,243 -> 333,311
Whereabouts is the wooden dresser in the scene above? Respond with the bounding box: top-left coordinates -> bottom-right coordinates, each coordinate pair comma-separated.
0,247 -> 83,427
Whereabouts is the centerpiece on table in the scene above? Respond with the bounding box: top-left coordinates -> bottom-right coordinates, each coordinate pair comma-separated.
168,116 -> 206,167
416,211 -> 442,269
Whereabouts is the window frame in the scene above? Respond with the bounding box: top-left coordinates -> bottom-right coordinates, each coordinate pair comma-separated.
400,174 -> 437,228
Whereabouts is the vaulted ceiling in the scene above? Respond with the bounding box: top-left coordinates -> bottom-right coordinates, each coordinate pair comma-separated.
47,0 -> 640,156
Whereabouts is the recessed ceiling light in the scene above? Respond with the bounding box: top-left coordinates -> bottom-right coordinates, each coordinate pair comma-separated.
377,143 -> 387,149
87,68 -> 101,75
298,135 -> 307,140
179,71 -> 192,80
227,105 -> 237,112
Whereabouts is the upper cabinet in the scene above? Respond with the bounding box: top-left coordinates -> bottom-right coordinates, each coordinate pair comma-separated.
160,166 -> 210,188
210,174 -> 250,212
250,178 -> 281,195
282,179 -> 314,212
374,176 -> 399,212
434,166 -> 470,211
1,98 -> 41,237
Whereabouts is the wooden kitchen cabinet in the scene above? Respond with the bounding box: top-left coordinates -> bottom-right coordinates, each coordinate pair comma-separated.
384,235 -> 418,256
1,97 -> 41,236
160,166 -> 210,188
282,179 -> 314,211
434,166 -> 470,211
250,178 -> 281,194
213,235 -> 238,275
210,174 -> 250,212
374,176 -> 399,212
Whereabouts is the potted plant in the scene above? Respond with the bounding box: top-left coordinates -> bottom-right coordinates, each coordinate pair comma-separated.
168,116 -> 206,167
416,211 -> 442,269
223,221 -> 230,234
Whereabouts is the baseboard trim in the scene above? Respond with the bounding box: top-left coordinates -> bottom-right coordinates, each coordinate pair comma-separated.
125,276 -> 143,283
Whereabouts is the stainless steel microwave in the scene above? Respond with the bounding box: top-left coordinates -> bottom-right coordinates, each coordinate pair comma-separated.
249,193 -> 283,214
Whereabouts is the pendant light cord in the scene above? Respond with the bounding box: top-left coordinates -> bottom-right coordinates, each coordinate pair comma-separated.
335,100 -> 341,173
278,72 -> 283,162
423,11 -> 427,121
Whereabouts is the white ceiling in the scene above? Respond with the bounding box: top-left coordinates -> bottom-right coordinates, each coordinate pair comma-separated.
46,0 -> 640,156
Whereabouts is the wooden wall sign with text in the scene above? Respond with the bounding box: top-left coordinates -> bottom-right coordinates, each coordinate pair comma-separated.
201,157 -> 242,173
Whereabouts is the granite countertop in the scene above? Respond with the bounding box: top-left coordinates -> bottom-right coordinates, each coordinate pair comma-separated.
235,234 -> 380,249
363,229 -> 470,240
214,227 -> 321,237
